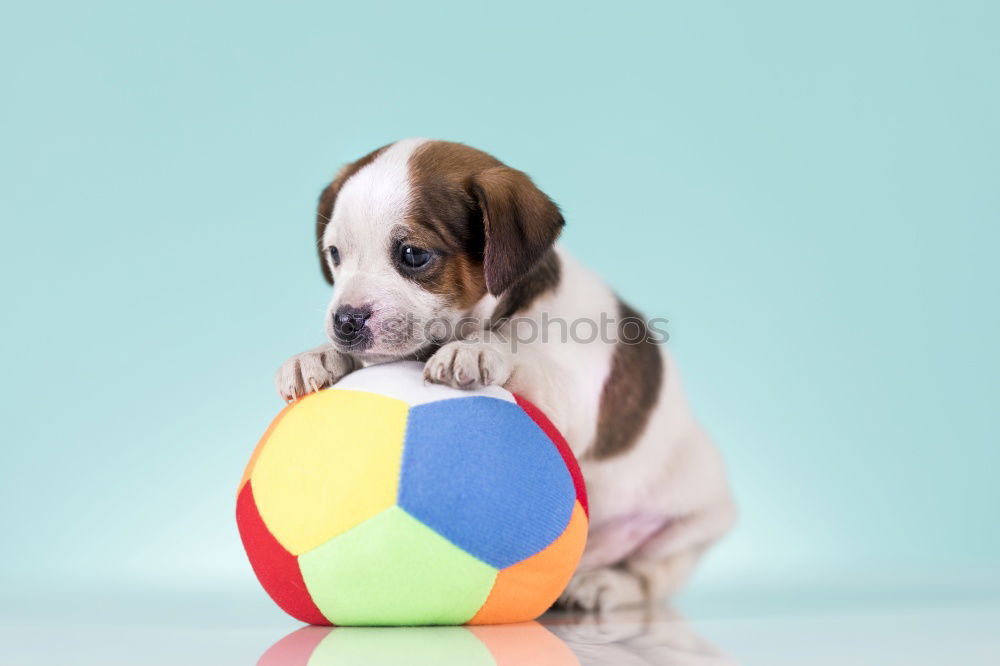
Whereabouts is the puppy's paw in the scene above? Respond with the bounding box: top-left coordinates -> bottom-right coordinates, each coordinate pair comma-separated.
558,567 -> 646,613
423,341 -> 512,390
275,346 -> 358,402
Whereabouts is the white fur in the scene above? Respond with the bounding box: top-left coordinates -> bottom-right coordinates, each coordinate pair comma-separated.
473,246 -> 736,609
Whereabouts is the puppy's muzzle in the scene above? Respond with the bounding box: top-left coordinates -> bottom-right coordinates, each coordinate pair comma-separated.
333,304 -> 373,347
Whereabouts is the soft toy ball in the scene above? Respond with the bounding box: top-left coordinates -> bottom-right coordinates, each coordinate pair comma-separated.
237,361 -> 588,626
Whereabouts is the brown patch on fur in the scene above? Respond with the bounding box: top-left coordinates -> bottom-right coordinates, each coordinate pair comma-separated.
397,220 -> 487,309
588,299 -> 663,460
489,249 -> 561,323
404,141 -> 499,308
407,140 -> 565,305
315,144 -> 390,284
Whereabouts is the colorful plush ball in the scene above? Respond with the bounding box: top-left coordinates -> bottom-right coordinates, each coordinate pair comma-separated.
237,361 -> 588,626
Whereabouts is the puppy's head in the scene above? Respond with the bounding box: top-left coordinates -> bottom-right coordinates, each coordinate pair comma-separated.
315,138 -> 564,361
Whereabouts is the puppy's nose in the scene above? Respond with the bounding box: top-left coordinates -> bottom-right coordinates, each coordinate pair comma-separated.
333,305 -> 372,343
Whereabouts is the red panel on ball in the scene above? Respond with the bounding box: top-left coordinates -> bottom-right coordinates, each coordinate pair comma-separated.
513,395 -> 588,517
236,482 -> 331,625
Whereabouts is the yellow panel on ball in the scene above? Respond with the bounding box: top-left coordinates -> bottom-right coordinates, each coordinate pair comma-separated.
250,389 -> 409,555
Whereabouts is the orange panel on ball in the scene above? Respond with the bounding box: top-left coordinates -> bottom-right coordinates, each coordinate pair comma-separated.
468,501 -> 588,625
237,400 -> 296,496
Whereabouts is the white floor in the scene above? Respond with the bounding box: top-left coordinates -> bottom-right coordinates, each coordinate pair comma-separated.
2,601 -> 998,665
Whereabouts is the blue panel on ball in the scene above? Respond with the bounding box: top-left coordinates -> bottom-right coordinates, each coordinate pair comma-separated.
398,396 -> 575,569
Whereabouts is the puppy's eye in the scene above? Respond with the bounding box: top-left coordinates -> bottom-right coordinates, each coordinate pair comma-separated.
399,244 -> 432,269
328,246 -> 341,266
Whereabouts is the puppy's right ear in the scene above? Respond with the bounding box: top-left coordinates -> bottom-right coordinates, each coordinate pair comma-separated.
472,166 -> 565,296
315,144 -> 391,284
315,178 -> 340,285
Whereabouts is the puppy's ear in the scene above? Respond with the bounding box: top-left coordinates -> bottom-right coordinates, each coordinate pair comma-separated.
315,179 -> 339,285
315,164 -> 359,285
471,166 -> 565,295
315,144 -> 392,284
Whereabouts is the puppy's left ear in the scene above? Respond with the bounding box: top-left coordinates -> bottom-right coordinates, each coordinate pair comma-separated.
471,166 -> 565,295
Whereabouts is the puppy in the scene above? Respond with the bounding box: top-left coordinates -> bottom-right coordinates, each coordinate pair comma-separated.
276,138 -> 736,611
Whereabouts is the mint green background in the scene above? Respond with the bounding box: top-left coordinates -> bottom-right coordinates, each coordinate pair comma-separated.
1,0 -> 997,621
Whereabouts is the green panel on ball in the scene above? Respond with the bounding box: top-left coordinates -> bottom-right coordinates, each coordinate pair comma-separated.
299,506 -> 498,626
307,626 -> 496,666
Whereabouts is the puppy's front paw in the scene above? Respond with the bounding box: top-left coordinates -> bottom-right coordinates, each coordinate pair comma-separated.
275,346 -> 358,402
558,568 -> 645,613
423,341 -> 512,390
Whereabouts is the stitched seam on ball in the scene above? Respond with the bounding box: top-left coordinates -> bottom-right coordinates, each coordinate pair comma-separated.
466,570 -> 502,624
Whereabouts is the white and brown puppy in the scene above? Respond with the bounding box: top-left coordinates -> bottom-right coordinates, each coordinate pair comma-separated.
276,138 -> 736,611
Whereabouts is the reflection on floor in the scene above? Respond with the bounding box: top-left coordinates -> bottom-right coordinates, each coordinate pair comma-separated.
2,596 -> 999,664
545,609 -> 735,666
258,609 -> 733,665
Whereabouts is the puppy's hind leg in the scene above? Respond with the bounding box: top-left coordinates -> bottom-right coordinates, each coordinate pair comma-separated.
624,499 -> 737,604
559,500 -> 736,612
558,565 -> 647,613
557,551 -> 702,613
